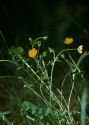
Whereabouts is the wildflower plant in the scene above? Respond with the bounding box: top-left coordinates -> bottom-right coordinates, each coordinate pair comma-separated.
0,36 -> 89,125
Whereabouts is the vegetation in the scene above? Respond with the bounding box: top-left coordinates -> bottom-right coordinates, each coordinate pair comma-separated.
0,36 -> 89,125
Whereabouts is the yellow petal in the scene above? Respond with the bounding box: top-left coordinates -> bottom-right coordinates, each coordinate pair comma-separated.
64,37 -> 74,45
28,48 -> 38,58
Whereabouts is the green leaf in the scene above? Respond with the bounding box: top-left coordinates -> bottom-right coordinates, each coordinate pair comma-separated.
44,108 -> 52,116
48,47 -> 54,53
21,101 -> 39,115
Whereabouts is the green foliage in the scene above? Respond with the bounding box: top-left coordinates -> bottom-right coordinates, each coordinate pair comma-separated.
9,46 -> 24,63
0,36 -> 89,125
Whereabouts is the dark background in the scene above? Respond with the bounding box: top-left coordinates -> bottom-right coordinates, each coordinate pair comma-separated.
0,0 -> 89,47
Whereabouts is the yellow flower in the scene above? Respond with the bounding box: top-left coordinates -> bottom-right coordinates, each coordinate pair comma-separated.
64,37 -> 74,45
77,45 -> 83,54
28,48 -> 38,58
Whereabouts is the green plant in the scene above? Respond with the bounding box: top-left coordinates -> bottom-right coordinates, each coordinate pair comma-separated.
0,36 -> 89,125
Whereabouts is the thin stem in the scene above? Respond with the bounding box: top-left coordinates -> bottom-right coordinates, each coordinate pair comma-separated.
49,51 -> 56,106
68,53 -> 84,80
49,62 -> 55,105
35,36 -> 47,41
77,51 -> 89,67
69,54 -> 81,73
40,85 -> 51,107
57,88 -> 68,108
67,74 -> 75,112
56,48 -> 76,60
18,55 -> 45,85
